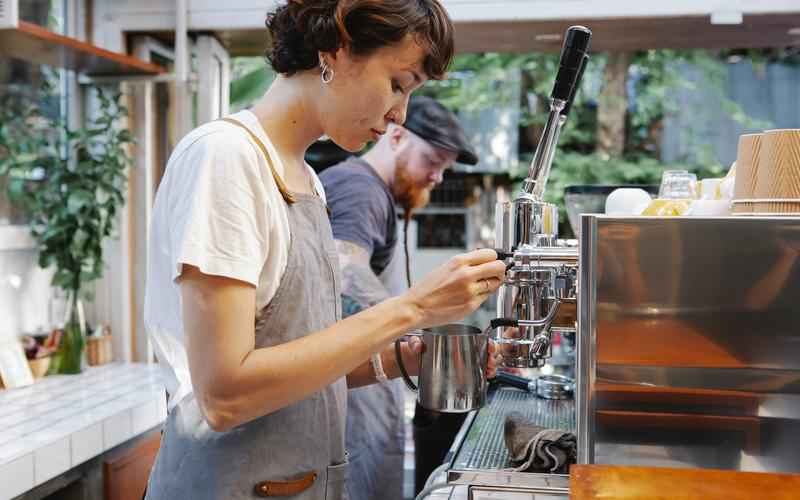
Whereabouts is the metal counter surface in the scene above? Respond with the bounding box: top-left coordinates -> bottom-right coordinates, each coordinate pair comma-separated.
579,216 -> 800,473
442,386 -> 572,498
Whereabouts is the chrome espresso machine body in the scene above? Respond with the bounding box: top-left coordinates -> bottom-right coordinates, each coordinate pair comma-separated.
449,215 -> 800,499
443,26 -> 592,498
444,27 -> 800,498
492,26 -> 590,369
578,215 -> 800,474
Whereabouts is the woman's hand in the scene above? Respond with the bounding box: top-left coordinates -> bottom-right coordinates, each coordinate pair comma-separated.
486,340 -> 502,379
403,336 -> 424,376
402,249 -> 506,329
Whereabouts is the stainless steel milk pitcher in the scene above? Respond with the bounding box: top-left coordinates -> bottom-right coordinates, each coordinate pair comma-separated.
395,324 -> 489,413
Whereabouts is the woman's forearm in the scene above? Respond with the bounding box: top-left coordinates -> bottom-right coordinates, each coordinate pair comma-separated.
193,295 -> 420,431
184,249 -> 505,432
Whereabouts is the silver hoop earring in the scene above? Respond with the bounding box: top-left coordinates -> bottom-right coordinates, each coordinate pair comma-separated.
320,62 -> 334,84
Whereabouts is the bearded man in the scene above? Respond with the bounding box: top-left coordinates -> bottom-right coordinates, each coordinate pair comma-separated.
319,96 -> 478,500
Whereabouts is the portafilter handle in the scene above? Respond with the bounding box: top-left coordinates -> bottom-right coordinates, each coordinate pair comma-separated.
495,372 -> 575,399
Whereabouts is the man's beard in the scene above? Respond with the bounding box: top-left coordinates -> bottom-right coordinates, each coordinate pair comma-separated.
394,161 -> 432,289
393,162 -> 431,215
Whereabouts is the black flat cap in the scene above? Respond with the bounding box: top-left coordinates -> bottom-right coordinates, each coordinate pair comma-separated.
402,96 -> 478,165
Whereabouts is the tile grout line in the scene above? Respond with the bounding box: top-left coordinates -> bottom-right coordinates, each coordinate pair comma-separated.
0,365 -> 166,469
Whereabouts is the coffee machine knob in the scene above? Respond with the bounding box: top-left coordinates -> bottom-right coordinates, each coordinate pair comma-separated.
531,332 -> 551,358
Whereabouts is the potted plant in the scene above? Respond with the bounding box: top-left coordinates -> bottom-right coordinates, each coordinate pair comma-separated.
0,87 -> 133,374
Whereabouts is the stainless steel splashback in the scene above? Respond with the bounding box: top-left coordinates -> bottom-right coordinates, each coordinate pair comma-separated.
578,216 -> 800,473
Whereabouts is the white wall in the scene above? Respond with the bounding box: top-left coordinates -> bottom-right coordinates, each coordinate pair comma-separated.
0,228 -> 55,342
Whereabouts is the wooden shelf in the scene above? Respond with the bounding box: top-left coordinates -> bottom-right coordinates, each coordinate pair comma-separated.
0,21 -> 165,77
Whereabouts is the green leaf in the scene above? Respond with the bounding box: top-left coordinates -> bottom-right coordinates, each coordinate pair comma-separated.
38,252 -> 53,269
12,152 -> 40,165
67,190 -> 93,214
0,87 -> 132,291
84,128 -> 105,138
8,179 -> 25,198
117,130 -> 133,143
51,269 -> 73,290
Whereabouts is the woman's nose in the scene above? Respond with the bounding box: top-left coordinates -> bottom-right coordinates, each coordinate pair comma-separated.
389,96 -> 410,126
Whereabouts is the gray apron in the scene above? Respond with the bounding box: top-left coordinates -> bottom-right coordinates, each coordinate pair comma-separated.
345,246 -> 406,500
146,181 -> 348,496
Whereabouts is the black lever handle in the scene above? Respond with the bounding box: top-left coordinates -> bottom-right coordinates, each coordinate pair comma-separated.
551,26 -> 592,102
561,54 -> 589,117
494,248 -> 516,271
494,248 -> 514,261
490,318 -> 519,329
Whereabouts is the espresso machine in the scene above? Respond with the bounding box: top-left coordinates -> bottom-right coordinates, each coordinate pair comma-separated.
437,26 -> 592,498
491,25 -> 590,371
435,22 -> 800,500
441,22 -> 800,493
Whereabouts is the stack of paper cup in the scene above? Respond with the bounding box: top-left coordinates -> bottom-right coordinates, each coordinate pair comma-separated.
732,133 -> 762,214
753,129 -> 800,214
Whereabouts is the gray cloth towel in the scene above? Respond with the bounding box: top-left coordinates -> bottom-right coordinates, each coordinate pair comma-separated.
503,412 -> 577,474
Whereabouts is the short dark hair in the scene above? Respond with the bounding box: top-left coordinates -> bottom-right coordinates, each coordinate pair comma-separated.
265,0 -> 454,80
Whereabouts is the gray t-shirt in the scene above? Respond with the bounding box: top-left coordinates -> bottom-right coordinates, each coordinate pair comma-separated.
319,157 -> 397,276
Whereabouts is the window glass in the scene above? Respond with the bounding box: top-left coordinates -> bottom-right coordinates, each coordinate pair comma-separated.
0,1 -> 67,226
21,0 -> 64,31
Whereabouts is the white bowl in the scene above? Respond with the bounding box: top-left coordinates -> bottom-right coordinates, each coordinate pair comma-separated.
605,188 -> 652,216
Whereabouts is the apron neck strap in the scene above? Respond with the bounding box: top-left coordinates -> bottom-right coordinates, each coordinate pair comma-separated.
220,117 -> 296,205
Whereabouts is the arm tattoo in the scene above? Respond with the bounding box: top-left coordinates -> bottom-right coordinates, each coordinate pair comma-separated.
335,239 -> 391,315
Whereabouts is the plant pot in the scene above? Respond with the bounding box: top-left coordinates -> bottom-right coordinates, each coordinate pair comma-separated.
49,295 -> 86,375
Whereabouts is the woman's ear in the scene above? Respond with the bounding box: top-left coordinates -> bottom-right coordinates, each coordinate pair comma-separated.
319,51 -> 331,69
322,46 -> 349,68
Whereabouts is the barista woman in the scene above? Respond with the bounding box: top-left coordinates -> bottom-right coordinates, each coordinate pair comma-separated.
142,1 -> 505,499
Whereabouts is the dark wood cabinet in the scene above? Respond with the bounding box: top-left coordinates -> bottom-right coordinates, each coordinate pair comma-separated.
103,431 -> 161,500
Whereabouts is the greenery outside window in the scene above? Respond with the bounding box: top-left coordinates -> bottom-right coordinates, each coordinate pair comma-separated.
0,0 -> 67,227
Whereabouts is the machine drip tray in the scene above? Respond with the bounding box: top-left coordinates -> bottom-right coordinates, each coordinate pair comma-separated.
447,387 -> 574,496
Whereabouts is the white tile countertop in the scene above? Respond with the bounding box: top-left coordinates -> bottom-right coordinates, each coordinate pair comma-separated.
0,363 -> 166,500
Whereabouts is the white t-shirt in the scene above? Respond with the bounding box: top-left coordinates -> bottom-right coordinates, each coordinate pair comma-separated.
144,110 -> 326,409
